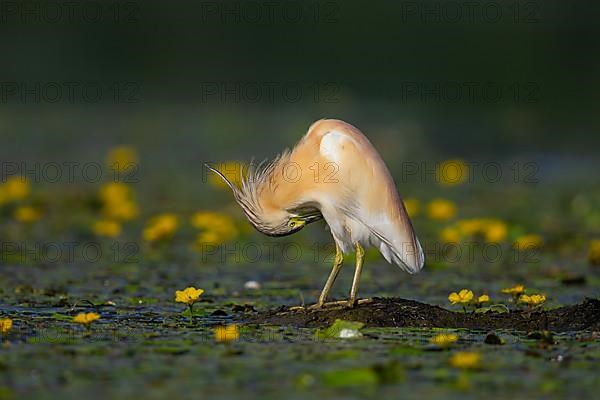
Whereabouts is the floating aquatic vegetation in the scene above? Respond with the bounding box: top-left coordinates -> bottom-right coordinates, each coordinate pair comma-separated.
448,289 -> 474,306
437,159 -> 468,186
449,351 -> 481,369
477,294 -> 490,304
214,324 -> 240,343
426,198 -> 457,221
191,211 -> 238,248
316,319 -> 364,339
106,145 -> 138,173
92,219 -> 122,238
73,312 -> 100,331
2,176 -> 30,201
502,284 -> 525,302
143,213 -> 179,242
0,318 -> 12,337
430,333 -> 458,348
513,234 -> 544,250
98,182 -> 139,221
14,206 -> 41,223
175,287 -> 204,323
441,218 -> 508,244
519,294 -> 546,307
588,239 -> 600,266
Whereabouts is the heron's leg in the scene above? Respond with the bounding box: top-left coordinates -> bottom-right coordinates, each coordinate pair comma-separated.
348,242 -> 365,307
312,243 -> 344,308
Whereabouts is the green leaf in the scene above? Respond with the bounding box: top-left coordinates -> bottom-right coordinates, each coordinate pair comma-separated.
316,319 -> 364,339
475,304 -> 509,314
181,308 -> 208,318
321,368 -> 378,387
51,313 -> 73,322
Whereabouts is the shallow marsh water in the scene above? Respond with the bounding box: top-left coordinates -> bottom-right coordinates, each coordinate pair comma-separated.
1,247 -> 599,400
1,151 -> 599,399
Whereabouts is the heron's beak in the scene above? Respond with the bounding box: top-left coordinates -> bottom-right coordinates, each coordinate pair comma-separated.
301,212 -> 322,224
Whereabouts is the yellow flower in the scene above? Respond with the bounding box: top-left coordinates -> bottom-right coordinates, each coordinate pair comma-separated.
93,220 -> 122,237
191,211 -> 237,235
449,351 -> 481,369
106,146 -> 138,173
73,312 -> 100,328
440,226 -> 462,244
99,182 -> 139,221
456,219 -> 484,235
587,239 -> 600,266
3,176 -> 30,200
454,218 -> 507,243
478,294 -> 490,303
191,211 -> 238,248
431,333 -> 458,347
195,231 -> 225,248
207,161 -> 246,189
403,198 -> 420,218
0,186 -> 8,206
99,182 -> 130,202
483,220 -> 508,243
437,159 -> 468,186
427,198 -> 457,221
501,284 -> 525,296
519,294 -> 546,306
0,318 -> 13,336
104,200 -> 139,221
143,213 -> 179,242
513,234 -> 543,250
175,287 -> 204,305
215,324 -> 240,342
14,206 -> 41,223
448,289 -> 474,305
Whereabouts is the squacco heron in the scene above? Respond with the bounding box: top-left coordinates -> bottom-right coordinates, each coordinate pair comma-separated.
207,119 -> 424,308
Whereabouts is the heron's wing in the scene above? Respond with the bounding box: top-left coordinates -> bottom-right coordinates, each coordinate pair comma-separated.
342,206 -> 424,274
309,121 -> 424,273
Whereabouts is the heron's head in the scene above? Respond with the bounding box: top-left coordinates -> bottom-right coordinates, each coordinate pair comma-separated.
205,163 -> 322,237
238,206 -> 321,237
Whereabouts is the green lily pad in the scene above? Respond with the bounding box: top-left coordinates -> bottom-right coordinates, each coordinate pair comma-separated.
316,319 -> 364,339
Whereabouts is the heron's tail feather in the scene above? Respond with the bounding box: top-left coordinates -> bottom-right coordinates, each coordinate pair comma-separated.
342,206 -> 424,274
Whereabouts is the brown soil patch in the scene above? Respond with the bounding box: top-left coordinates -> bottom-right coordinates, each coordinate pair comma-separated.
246,297 -> 600,332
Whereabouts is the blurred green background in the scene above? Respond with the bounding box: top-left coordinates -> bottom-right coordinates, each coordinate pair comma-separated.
1,0 -> 598,175
1,0 -> 599,267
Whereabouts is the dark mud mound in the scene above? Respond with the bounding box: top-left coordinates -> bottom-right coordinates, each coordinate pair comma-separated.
247,298 -> 600,332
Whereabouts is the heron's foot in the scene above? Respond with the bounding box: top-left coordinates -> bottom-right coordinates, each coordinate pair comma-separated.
290,298 -> 373,311
287,304 -> 325,312
346,298 -> 373,308
300,301 -> 345,310
310,300 -> 348,309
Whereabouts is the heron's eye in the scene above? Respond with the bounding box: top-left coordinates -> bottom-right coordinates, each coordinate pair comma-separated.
289,220 -> 296,228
